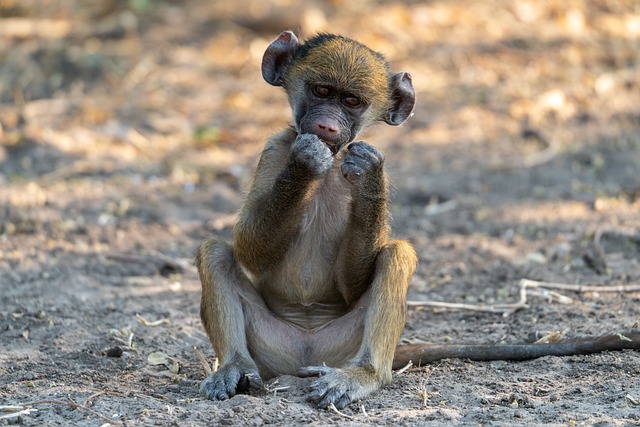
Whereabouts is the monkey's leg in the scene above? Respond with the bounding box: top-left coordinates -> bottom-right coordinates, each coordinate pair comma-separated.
197,238 -> 308,399
299,239 -> 417,409
196,238 -> 267,400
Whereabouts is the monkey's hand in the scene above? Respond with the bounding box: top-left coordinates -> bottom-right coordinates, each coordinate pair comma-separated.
297,365 -> 379,409
290,133 -> 334,177
200,363 -> 264,400
341,141 -> 384,186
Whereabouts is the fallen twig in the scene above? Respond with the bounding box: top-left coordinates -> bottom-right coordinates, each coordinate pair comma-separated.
133,392 -> 171,401
262,379 -> 290,395
533,330 -> 566,344
136,313 -> 171,327
0,407 -> 38,420
394,360 -> 413,375
360,405 -> 368,417
81,390 -> 124,406
194,346 -> 213,375
406,299 -> 527,314
0,406 -> 26,412
327,403 -> 354,419
518,278 -> 640,294
408,279 -> 640,315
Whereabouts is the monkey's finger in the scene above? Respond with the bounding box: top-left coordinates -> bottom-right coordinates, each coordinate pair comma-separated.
346,141 -> 384,163
334,394 -> 352,410
297,366 -> 330,377
318,392 -> 351,410
308,381 -> 330,401
315,385 -> 350,409
223,369 -> 242,397
340,161 -> 364,174
247,373 -> 264,389
200,374 -> 232,400
291,134 -> 334,176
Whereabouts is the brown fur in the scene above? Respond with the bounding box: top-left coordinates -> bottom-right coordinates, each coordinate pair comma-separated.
197,32 -> 640,410
284,35 -> 390,119
196,31 -> 417,409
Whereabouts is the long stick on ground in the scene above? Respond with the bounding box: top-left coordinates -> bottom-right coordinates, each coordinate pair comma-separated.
392,331 -> 640,370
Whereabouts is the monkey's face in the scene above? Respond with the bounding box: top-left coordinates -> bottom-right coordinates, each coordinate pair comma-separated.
289,82 -> 370,155
283,36 -> 391,155
262,32 -> 416,154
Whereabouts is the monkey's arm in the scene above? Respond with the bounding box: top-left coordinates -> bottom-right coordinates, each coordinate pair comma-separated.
234,132 -> 333,274
337,142 -> 391,302
392,331 -> 640,369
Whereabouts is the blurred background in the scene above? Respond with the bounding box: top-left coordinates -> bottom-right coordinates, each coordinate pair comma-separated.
1,1 -> 639,424
2,1 -> 639,171
2,0 -> 639,174
1,0 -> 638,288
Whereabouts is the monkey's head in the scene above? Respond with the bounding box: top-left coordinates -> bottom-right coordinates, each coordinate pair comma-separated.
262,31 -> 416,154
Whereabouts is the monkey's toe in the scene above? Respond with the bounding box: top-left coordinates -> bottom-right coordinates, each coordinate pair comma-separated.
309,376 -> 353,409
297,366 -> 330,378
200,366 -> 263,401
304,367 -> 363,409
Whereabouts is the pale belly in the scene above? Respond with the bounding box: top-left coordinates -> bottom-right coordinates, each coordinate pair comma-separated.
270,300 -> 349,330
261,231 -> 346,325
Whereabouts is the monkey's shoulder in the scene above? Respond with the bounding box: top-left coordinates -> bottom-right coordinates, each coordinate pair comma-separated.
265,128 -> 297,151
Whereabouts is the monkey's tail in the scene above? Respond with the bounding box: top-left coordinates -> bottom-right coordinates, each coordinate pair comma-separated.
392,330 -> 640,370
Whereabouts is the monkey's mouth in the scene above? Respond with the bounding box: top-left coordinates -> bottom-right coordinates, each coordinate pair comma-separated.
323,141 -> 341,155
315,135 -> 349,155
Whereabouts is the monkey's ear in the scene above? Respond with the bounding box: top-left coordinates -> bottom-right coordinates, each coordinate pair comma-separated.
262,31 -> 299,86
384,72 -> 416,126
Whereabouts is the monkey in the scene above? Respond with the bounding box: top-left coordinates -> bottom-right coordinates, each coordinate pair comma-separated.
196,30 -> 417,409
196,31 -> 640,410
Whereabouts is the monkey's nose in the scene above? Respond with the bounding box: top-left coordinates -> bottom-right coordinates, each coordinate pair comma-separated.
312,120 -> 339,142
317,123 -> 337,133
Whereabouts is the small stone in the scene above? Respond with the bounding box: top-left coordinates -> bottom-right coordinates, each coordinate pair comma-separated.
104,346 -> 123,357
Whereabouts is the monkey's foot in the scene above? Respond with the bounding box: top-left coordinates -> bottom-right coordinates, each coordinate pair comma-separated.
297,365 -> 378,409
200,364 -> 264,400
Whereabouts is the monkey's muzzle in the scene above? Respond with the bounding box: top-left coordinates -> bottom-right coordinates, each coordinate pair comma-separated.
324,141 -> 341,156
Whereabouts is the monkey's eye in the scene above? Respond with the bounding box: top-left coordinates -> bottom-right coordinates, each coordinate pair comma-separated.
343,96 -> 362,108
313,85 -> 332,98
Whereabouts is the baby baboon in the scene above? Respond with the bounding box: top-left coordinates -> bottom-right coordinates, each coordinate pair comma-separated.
197,31 -> 416,409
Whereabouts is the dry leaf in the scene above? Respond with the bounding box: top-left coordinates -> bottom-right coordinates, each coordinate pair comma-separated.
147,351 -> 169,366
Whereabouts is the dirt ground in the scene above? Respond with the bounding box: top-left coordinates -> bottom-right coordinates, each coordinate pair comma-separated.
1,0 -> 640,425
